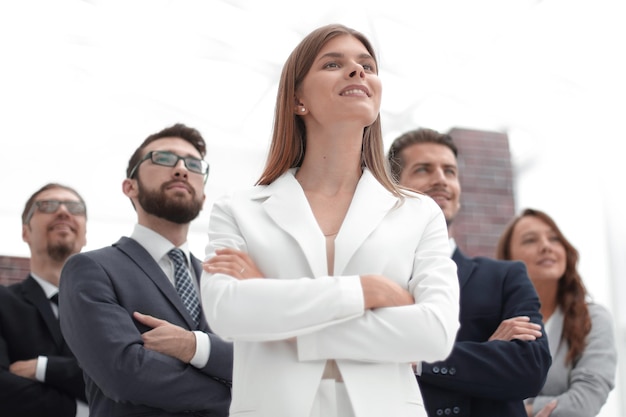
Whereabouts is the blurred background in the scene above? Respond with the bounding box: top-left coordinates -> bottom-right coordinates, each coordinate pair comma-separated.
1,1 -> 623,415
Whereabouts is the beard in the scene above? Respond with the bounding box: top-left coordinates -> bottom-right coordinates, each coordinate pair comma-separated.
137,179 -> 202,224
47,241 -> 75,262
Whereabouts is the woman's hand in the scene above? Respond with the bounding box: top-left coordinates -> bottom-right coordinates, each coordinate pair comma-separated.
360,274 -> 414,309
203,247 -> 264,280
526,400 -> 557,417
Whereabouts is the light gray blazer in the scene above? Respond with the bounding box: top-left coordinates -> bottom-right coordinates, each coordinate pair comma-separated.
529,302 -> 617,417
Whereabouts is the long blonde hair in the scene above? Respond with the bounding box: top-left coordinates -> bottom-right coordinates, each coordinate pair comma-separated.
256,23 -> 402,198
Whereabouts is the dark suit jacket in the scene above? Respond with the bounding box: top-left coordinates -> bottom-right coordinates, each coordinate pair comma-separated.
417,248 -> 552,417
59,237 -> 232,417
0,275 -> 86,417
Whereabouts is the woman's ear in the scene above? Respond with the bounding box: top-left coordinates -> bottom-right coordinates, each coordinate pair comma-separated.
294,97 -> 307,115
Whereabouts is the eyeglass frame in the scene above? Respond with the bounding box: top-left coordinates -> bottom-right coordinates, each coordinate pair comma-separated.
128,151 -> 210,183
24,200 -> 87,224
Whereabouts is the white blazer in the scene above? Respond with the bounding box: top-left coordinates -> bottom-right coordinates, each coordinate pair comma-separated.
201,168 -> 460,417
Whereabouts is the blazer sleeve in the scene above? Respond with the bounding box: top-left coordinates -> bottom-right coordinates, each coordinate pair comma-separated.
0,287 -> 77,417
418,260 -> 552,400
0,343 -> 77,417
295,209 -> 459,364
202,194 -> 366,342
59,252 -> 231,413
45,355 -> 88,402
202,194 -> 459,364
531,303 -> 617,417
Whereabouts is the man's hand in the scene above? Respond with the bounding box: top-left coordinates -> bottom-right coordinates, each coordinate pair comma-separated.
489,316 -> 542,341
9,359 -> 37,380
133,312 -> 196,363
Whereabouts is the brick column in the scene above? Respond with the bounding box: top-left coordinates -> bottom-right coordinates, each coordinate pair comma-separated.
447,127 -> 515,258
0,256 -> 30,286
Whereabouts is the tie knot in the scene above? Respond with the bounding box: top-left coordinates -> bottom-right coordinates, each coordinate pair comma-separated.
50,293 -> 59,305
168,248 -> 186,266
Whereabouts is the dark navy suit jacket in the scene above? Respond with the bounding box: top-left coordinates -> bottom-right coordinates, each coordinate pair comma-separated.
0,275 -> 86,417
59,237 -> 232,417
417,248 -> 552,417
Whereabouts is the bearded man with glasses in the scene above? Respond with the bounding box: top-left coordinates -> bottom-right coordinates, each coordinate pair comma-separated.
59,123 -> 232,417
0,183 -> 89,417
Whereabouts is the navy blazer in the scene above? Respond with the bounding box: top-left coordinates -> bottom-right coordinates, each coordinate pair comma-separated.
59,237 -> 232,417
0,275 -> 86,417
417,248 -> 552,417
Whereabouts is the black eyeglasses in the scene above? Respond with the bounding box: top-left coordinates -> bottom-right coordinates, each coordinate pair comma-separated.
128,151 -> 209,181
24,200 -> 87,224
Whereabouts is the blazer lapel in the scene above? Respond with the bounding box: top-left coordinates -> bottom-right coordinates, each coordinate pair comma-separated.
114,237 -> 198,329
546,307 -> 564,358
257,169 -> 328,278
452,248 -> 474,288
22,276 -> 64,348
257,169 -> 398,277
334,170 -> 398,275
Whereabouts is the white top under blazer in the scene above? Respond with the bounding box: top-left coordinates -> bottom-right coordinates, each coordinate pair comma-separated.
201,168 -> 460,417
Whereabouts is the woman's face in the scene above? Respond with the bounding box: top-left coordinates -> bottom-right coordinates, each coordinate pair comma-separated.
508,215 -> 567,283
296,34 -> 382,128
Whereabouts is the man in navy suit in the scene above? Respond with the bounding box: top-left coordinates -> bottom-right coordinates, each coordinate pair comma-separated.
387,128 -> 551,417
0,183 -> 88,417
60,123 -> 232,417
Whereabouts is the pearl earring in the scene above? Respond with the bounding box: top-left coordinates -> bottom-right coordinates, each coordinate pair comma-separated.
301,107 -> 306,112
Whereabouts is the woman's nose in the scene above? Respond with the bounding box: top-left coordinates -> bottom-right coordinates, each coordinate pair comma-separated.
539,237 -> 552,252
349,66 -> 365,79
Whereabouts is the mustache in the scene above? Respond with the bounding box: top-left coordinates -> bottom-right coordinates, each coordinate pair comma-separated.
425,186 -> 451,198
162,179 -> 194,196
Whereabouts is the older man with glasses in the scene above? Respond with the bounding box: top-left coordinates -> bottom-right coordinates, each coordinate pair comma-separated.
0,183 -> 89,417
58,123 -> 233,417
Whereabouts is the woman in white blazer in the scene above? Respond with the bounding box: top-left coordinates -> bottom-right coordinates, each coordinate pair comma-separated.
497,208 -> 617,417
201,23 -> 460,417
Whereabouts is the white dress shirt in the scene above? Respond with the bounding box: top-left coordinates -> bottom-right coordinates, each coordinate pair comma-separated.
30,274 -> 89,417
130,224 -> 210,368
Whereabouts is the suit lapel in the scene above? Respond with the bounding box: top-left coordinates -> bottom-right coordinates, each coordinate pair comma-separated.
452,248 -> 474,289
191,254 -> 211,332
22,276 -> 64,348
114,237 -> 199,329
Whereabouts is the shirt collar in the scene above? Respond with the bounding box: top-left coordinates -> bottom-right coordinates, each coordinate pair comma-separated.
448,237 -> 457,257
30,273 -> 58,299
130,224 -> 191,265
